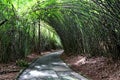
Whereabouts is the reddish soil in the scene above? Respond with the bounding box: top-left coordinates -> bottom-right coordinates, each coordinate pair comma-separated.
0,53 -> 41,80
61,53 -> 120,80
0,51 -> 54,80
0,62 -> 21,80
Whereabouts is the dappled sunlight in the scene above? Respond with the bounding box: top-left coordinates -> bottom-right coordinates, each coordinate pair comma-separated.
20,69 -> 58,79
18,51 -> 88,80
52,62 -> 66,66
34,65 -> 48,70
74,57 -> 97,66
20,69 -> 86,80
58,71 -> 87,80
0,0 -> 119,79
74,57 -> 87,65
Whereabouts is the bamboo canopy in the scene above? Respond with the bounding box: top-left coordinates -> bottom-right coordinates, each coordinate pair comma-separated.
0,0 -> 120,62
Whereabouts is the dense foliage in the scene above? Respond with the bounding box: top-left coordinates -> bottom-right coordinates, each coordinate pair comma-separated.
0,0 -> 62,63
0,0 -> 120,62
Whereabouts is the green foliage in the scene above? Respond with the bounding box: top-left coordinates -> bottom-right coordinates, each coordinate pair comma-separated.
0,0 -> 120,63
37,0 -> 120,60
16,59 -> 29,67
40,21 -> 62,51
0,0 -> 62,63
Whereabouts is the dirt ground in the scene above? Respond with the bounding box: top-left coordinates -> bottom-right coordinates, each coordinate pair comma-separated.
0,54 -> 40,80
1,50 -> 120,80
0,62 -> 21,80
61,53 -> 120,80
0,51 -> 54,80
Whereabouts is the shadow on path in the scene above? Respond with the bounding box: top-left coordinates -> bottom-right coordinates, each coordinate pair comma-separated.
17,50 -> 88,80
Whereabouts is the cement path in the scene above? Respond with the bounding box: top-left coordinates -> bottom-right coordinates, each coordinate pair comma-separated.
17,50 -> 88,80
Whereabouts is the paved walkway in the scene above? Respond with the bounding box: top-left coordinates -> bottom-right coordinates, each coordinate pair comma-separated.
17,50 -> 88,80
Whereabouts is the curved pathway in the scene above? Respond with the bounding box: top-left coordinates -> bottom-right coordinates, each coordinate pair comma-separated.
17,50 -> 88,80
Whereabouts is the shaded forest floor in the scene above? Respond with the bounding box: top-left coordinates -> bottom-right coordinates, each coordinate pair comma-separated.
61,53 -> 120,80
0,51 -> 55,80
1,51 -> 120,80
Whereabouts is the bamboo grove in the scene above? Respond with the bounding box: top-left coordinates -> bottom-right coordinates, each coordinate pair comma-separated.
0,0 -> 120,63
